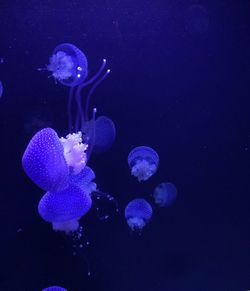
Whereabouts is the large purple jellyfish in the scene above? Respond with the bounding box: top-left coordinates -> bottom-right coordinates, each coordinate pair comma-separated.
22,128 -> 69,192
125,198 -> 153,231
38,184 -> 92,233
153,182 -> 177,207
128,146 -> 159,182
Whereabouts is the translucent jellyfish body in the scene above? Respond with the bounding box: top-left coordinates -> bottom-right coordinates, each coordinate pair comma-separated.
22,128 -> 69,192
91,115 -> 116,153
125,198 -> 153,231
153,182 -> 177,207
42,287 -> 67,291
128,146 -> 159,182
70,166 -> 118,219
47,43 -> 88,87
70,166 -> 97,195
38,184 -> 92,233
0,80 -> 3,98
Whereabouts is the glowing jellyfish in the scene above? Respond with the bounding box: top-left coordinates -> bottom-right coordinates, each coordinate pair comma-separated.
70,166 -> 118,219
22,128 -> 69,192
125,198 -> 153,231
70,166 -> 97,195
0,80 -> 3,98
47,43 -> 88,87
84,115 -> 116,154
128,146 -> 159,182
153,182 -> 177,207
38,184 -> 92,233
42,287 -> 67,291
45,43 -> 111,154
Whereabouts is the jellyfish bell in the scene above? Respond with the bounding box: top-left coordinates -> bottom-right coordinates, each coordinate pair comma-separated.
38,183 -> 92,234
125,198 -> 153,232
153,182 -> 177,207
47,43 -> 88,87
84,115 -> 116,154
128,146 -> 159,182
22,128 -> 69,192
42,287 -> 67,291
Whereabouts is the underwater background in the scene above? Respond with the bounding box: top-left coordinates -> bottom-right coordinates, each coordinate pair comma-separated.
0,0 -> 250,290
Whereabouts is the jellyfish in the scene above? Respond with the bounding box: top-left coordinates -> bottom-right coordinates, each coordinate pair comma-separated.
70,166 -> 118,219
42,287 -> 67,291
125,198 -> 153,231
22,128 -> 69,192
0,80 -> 3,98
84,115 -> 116,154
128,146 -> 159,182
153,182 -> 177,207
38,183 -> 92,233
44,43 -> 111,158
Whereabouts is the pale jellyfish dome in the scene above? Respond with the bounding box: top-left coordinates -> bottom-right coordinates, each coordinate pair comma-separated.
22,128 -> 69,192
38,184 -> 92,233
128,146 -> 159,182
42,286 -> 67,291
93,115 -> 116,153
47,43 -> 88,87
125,198 -> 153,231
70,166 -> 97,195
153,182 -> 177,207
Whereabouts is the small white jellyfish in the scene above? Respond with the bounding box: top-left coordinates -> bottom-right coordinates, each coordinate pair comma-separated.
128,146 -> 159,182
153,182 -> 177,207
125,198 -> 153,232
0,80 -> 3,98
47,51 -> 75,82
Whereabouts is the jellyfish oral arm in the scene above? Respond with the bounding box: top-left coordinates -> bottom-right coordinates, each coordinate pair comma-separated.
131,160 -> 157,182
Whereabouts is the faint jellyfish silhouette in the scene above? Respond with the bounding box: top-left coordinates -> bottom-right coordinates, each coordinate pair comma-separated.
128,146 -> 159,182
84,115 -> 116,154
0,80 -> 3,98
42,286 -> 67,291
24,108 -> 53,135
125,198 -> 153,231
38,183 -> 92,233
153,182 -> 177,207
185,5 -> 209,34
22,128 -> 69,192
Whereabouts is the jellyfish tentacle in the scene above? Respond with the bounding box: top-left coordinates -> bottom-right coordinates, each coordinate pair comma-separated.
67,86 -> 75,133
84,68 -> 111,122
91,189 -> 119,220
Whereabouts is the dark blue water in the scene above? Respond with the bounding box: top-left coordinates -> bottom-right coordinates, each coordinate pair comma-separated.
0,1 -> 250,290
